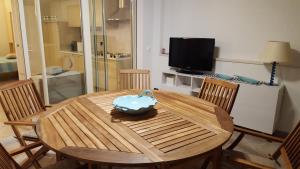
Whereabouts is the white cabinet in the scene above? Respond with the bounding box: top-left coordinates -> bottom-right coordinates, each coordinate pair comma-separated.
161,70 -> 284,134
231,84 -> 284,134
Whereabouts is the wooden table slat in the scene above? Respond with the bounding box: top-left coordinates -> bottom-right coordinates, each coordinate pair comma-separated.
74,101 -> 141,153
139,121 -> 191,137
58,110 -> 97,149
160,132 -> 217,153
66,105 -> 119,151
151,127 -> 206,146
143,123 -> 195,140
130,116 -> 183,131
69,103 -> 131,152
146,125 -> 200,142
39,118 -> 65,149
63,108 -> 107,150
53,112 -> 86,147
48,115 -> 76,147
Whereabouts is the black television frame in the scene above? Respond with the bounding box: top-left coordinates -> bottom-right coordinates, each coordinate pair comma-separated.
168,37 -> 215,74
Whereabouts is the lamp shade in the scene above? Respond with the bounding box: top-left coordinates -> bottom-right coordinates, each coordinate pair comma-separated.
261,41 -> 291,63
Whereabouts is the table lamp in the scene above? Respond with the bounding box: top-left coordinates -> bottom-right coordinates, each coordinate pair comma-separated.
261,41 -> 290,85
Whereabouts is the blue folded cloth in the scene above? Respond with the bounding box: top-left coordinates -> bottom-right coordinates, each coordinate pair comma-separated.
234,75 -> 260,85
216,73 -> 234,80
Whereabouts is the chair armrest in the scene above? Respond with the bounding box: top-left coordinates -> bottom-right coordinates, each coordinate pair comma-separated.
224,150 -> 274,169
9,141 -> 43,156
4,121 -> 37,127
234,125 -> 284,143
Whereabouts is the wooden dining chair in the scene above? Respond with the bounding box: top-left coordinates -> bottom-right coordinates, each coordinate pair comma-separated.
0,143 -> 84,169
199,79 -> 284,150
224,121 -> 300,169
198,77 -> 240,114
197,78 -> 289,169
198,78 -> 239,169
0,79 -> 49,168
119,69 -> 151,90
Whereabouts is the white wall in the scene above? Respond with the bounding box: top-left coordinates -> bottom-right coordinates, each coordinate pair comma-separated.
137,0 -> 155,69
137,0 -> 300,132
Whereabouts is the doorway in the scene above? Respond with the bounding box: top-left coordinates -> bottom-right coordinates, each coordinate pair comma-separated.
17,0 -> 137,104
0,0 -> 18,83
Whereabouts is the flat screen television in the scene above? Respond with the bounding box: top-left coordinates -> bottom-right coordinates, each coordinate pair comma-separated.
169,37 -> 215,73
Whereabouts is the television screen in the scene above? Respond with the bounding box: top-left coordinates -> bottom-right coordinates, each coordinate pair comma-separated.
169,37 -> 215,72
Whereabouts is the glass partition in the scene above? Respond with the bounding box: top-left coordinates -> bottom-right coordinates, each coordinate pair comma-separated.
90,0 -> 135,91
39,0 -> 86,104
89,0 -> 106,91
20,0 -> 136,103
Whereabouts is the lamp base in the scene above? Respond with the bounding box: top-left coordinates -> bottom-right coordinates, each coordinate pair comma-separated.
269,62 -> 277,86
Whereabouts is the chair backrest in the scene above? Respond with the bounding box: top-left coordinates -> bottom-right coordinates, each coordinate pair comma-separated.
119,69 -> 150,90
0,79 -> 45,121
280,121 -> 300,169
0,144 -> 19,169
198,78 -> 239,114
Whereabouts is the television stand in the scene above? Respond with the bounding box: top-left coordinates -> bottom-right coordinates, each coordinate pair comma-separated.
175,69 -> 204,75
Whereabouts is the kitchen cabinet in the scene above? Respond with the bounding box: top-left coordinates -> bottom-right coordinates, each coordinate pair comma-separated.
67,5 -> 81,27
60,51 -> 84,73
60,51 -> 131,91
94,0 -> 103,27
94,57 -> 132,91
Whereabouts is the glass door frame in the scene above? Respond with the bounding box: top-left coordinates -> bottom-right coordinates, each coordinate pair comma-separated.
18,0 -> 137,104
18,0 -> 50,104
18,0 -> 94,105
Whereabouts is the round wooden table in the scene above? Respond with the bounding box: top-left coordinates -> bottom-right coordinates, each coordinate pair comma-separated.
37,90 -> 233,168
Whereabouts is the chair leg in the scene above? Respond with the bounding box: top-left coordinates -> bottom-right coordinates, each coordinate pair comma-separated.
148,165 -> 157,169
272,145 -> 283,160
21,146 -> 49,169
200,157 -> 211,169
161,163 -> 171,169
226,132 -> 245,150
12,126 -> 41,169
56,152 -> 63,161
211,146 -> 222,169
87,163 -> 93,169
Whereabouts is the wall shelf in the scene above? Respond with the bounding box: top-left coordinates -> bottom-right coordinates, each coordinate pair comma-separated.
161,70 -> 205,95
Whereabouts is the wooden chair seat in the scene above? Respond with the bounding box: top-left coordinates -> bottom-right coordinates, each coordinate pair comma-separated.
20,129 -> 38,140
42,159 -> 83,169
223,150 -> 280,169
17,114 -> 40,141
